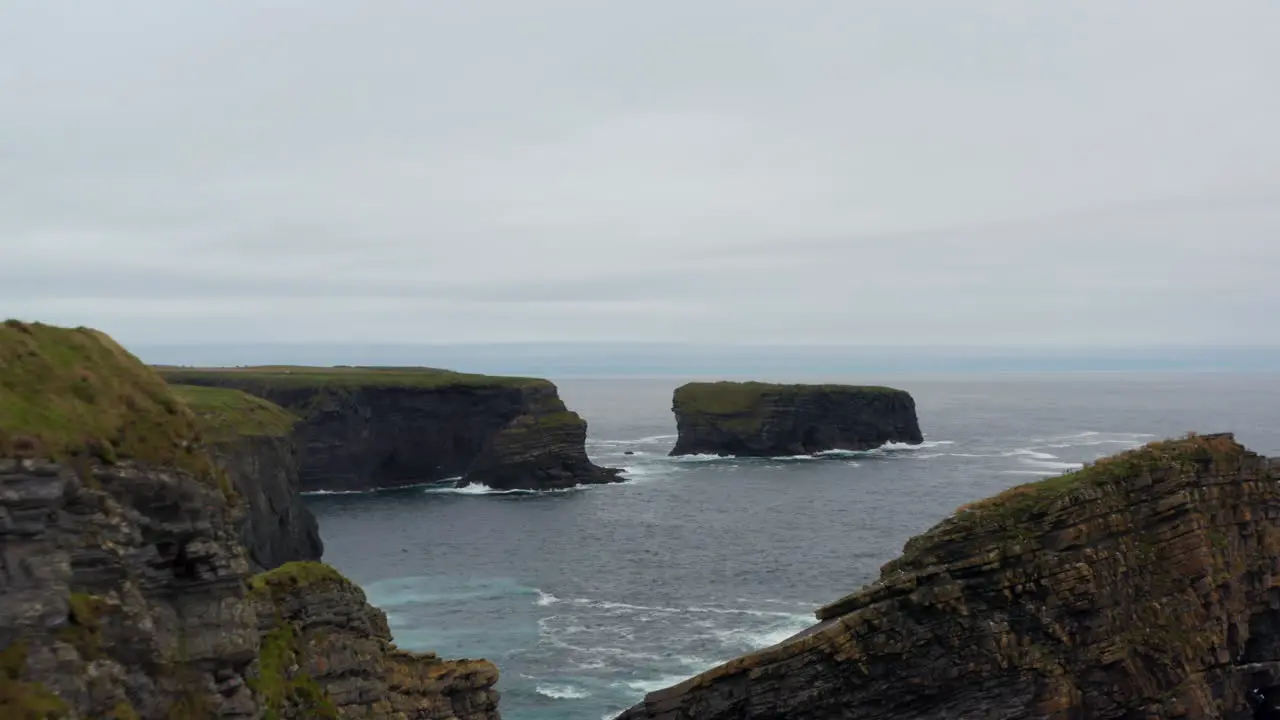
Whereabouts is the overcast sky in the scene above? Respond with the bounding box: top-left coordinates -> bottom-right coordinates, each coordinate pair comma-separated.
2,1 -> 1278,347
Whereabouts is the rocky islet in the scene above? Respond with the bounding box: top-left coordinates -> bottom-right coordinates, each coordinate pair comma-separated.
669,381 -> 924,457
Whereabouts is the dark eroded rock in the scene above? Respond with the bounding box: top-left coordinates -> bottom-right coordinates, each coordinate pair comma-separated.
160,368 -> 621,492
173,384 -> 324,571
669,381 -> 923,457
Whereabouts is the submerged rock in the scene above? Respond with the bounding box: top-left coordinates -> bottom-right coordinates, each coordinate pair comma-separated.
618,433 -> 1280,720
158,367 -> 622,493
669,381 -> 923,457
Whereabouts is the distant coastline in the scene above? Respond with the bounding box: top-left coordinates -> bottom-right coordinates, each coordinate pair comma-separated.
133,343 -> 1280,376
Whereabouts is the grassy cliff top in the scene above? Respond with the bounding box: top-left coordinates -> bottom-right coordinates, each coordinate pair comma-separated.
0,320 -> 212,473
247,561 -> 354,603
886,432 -> 1245,574
157,365 -> 550,391
673,381 -> 906,415
171,385 -> 297,442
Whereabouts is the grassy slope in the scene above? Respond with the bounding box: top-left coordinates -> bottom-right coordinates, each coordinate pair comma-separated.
0,320 -> 213,476
171,385 -> 297,443
673,381 -> 903,415
157,366 -> 549,391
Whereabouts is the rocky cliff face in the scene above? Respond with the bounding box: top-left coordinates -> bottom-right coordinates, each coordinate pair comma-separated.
0,321 -> 501,718
173,384 -> 323,572
207,434 -> 324,572
669,382 -> 923,457
619,433 -> 1280,720
247,562 -> 500,719
160,368 -> 621,492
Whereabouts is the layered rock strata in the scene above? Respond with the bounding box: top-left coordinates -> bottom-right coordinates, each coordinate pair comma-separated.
669,381 -> 923,457
0,320 -> 501,718
619,433 -> 1280,719
159,367 -> 621,492
172,384 -> 323,571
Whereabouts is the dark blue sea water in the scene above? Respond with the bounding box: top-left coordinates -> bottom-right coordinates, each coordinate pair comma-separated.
307,373 -> 1280,720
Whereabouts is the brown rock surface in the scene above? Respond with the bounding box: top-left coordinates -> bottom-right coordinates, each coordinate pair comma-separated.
619,433 -> 1280,720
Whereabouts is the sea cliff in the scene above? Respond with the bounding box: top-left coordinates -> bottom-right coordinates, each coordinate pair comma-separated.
158,367 -> 621,492
669,381 -> 923,457
618,433 -> 1280,719
171,384 -> 323,571
0,321 -> 500,718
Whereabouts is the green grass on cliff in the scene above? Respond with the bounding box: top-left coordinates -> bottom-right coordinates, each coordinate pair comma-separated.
887,433 -> 1245,573
673,381 -> 904,416
0,320 -> 215,478
157,365 -> 549,392
247,561 -> 352,602
171,385 -> 297,442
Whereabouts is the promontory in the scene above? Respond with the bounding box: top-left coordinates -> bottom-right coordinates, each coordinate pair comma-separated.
157,366 -> 622,492
619,432 -> 1280,719
669,381 -> 923,457
0,320 -> 501,718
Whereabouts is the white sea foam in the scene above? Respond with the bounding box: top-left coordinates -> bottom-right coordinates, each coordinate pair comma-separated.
535,590 -> 560,606
883,440 -> 954,450
1021,459 -> 1085,471
1000,470 -> 1063,476
423,483 -> 588,496
668,453 -> 732,463
1002,448 -> 1059,460
622,674 -> 696,694
535,683 -> 590,700
303,478 -> 458,496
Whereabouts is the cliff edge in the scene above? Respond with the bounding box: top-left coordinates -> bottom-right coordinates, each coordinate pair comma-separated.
159,367 -> 621,492
171,384 -> 323,571
669,381 -> 923,457
0,320 -> 500,718
619,433 -> 1280,719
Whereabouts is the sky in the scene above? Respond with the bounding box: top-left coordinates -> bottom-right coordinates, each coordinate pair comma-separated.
2,1 -> 1279,349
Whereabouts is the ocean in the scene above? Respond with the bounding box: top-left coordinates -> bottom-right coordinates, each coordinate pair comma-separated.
306,372 -> 1280,720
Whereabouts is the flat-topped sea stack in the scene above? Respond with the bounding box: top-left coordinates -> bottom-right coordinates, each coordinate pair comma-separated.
619,433 -> 1280,720
669,381 -> 923,457
157,366 -> 622,492
0,320 -> 501,718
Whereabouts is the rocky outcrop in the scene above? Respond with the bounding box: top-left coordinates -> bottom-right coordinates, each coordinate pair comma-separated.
0,321 -> 501,718
669,381 -> 923,457
173,384 -> 324,571
159,368 -> 622,492
463,409 -> 622,490
619,433 -> 1280,720
247,562 -> 500,719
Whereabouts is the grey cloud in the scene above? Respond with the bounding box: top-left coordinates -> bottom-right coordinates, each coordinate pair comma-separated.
2,1 -> 1279,346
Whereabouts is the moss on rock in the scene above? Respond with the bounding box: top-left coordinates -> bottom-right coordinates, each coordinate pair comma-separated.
247,561 -> 351,602
673,381 -> 901,416
250,622 -> 338,720
0,642 -> 69,719
171,385 -> 297,442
